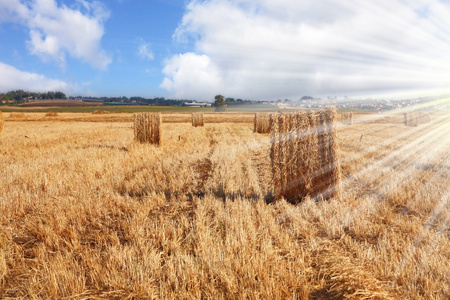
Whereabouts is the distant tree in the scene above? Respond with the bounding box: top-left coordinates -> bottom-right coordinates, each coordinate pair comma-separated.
301,96 -> 314,100
214,94 -> 226,111
13,90 -> 23,101
55,91 -> 66,99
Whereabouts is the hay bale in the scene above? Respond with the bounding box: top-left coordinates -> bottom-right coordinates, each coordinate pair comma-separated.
411,112 -> 419,127
345,112 -> 353,125
0,111 -> 3,135
340,112 -> 353,125
270,108 -> 341,203
279,113 -> 288,199
92,110 -> 110,115
270,114 -> 282,199
405,111 -> 422,127
288,111 -> 311,201
133,112 -> 162,145
254,113 -> 271,133
316,107 -> 341,200
418,112 -> 431,124
8,112 -> 26,119
45,112 -> 58,117
192,112 -> 204,127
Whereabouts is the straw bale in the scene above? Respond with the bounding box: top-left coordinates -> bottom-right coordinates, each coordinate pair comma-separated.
254,113 -> 271,133
192,112 -> 204,127
405,111 -> 426,127
270,114 -> 282,199
270,108 -> 341,203
418,112 -> 431,124
315,107 -> 341,200
133,112 -> 162,145
340,112 -> 353,125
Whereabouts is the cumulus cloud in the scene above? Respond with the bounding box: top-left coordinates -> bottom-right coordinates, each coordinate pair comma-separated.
0,62 -> 71,92
161,53 -> 222,100
0,0 -> 111,69
162,0 -> 450,100
0,0 -> 29,22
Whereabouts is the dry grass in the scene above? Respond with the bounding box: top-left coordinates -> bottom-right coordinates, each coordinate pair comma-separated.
0,111 -> 449,299
192,112 -> 204,127
270,108 -> 341,203
3,112 -> 258,124
254,113 -> 271,133
133,112 -> 162,145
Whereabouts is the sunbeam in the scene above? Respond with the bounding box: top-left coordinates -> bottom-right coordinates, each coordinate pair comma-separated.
164,1 -> 450,100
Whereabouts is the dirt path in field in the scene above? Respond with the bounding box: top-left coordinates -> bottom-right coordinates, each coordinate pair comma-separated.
192,132 -> 216,196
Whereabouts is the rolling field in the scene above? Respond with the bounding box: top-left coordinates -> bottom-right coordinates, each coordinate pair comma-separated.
0,111 -> 449,299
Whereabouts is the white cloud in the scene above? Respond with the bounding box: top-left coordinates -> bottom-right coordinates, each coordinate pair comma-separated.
0,0 -> 111,69
138,41 -> 154,60
161,53 -> 222,100
0,62 -> 71,92
163,0 -> 450,100
0,0 -> 29,23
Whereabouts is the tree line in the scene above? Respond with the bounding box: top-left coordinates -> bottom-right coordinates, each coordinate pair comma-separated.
69,95 -> 261,107
0,90 -> 66,102
1,90 -> 268,109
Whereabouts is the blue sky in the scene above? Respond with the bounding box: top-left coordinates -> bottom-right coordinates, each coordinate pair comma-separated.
1,0 -> 450,101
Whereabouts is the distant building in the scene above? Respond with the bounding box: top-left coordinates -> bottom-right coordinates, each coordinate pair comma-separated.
183,102 -> 211,107
82,98 -> 104,103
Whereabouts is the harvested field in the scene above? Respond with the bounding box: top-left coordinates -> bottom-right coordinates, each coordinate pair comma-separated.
0,111 -> 3,134
3,112 -> 255,123
0,111 -> 449,299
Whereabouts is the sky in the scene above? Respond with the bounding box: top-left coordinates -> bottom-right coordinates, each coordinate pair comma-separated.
1,0 -> 450,101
